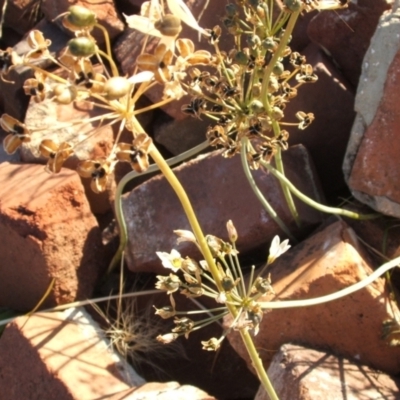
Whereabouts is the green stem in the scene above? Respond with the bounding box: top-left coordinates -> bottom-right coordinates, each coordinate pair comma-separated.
148,144 -> 223,287
259,255 -> 400,309
240,329 -> 279,400
149,144 -> 278,399
97,49 -> 119,77
95,23 -> 113,69
274,146 -> 301,226
260,10 -> 301,227
260,160 -> 378,220
108,139 -> 210,274
241,138 -> 296,242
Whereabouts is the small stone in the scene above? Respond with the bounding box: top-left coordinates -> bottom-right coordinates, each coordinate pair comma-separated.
109,382 -> 216,400
153,114 -> 210,155
0,0 -> 42,35
255,343 -> 400,400
122,145 -> 324,274
0,162 -> 105,311
0,308 -> 145,399
284,43 -> 356,200
345,4 -> 400,218
225,220 -> 400,375
307,0 -> 393,87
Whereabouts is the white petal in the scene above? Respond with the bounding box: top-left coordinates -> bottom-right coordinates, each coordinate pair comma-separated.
166,0 -> 209,36
128,70 -> 155,84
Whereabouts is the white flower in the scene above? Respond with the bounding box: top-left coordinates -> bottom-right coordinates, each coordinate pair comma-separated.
157,332 -> 179,344
215,291 -> 227,304
174,229 -> 197,244
156,249 -> 183,271
267,235 -> 290,265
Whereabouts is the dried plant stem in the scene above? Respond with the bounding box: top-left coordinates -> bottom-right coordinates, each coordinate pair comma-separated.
240,138 -> 296,242
260,160 -> 378,220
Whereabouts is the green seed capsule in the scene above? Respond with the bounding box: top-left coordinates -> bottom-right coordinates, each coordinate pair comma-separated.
284,0 -> 302,12
154,14 -> 182,37
66,6 -> 96,29
68,37 -> 96,57
273,62 -> 284,76
249,100 -> 265,114
234,51 -> 248,66
225,3 -> 238,17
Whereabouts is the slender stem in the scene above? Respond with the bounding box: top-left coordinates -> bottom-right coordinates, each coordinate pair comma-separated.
241,138 -> 296,242
149,143 -> 279,400
260,160 -> 378,220
0,289 -> 161,327
261,11 -> 300,101
107,139 -> 210,274
274,146 -> 301,226
97,49 -> 119,77
239,329 -> 279,400
260,11 -> 301,227
148,144 -> 223,289
259,255 -> 400,309
95,23 -> 114,71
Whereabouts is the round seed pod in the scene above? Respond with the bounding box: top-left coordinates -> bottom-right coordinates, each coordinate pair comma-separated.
272,62 -> 284,76
234,51 -> 248,66
249,99 -> 265,114
284,0 -> 302,12
53,84 -> 77,104
103,77 -> 132,100
63,6 -> 96,31
225,3 -> 238,17
154,14 -> 182,37
68,37 -> 96,58
262,37 -> 277,51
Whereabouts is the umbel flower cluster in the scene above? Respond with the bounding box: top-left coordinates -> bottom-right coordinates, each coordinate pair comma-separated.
154,221 -> 290,349
0,0 -> 348,193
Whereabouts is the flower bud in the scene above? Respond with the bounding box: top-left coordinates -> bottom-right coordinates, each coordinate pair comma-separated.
226,220 -> 238,242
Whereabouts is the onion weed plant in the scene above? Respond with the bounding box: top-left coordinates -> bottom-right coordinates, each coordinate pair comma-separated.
1,1 -> 399,398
